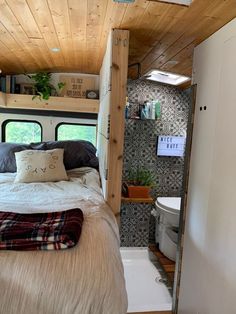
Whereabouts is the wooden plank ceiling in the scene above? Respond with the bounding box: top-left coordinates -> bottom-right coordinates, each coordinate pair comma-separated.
0,0 -> 236,78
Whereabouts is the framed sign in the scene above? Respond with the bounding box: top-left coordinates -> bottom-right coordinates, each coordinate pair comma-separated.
157,135 -> 186,157
20,83 -> 35,95
59,76 -> 96,98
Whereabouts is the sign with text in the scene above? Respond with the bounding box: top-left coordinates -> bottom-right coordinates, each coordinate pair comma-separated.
59,76 -> 95,98
157,136 -> 186,157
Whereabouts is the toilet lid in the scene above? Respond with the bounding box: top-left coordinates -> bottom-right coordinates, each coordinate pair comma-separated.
156,197 -> 181,214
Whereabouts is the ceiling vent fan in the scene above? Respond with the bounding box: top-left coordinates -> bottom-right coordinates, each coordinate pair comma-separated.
113,0 -> 193,6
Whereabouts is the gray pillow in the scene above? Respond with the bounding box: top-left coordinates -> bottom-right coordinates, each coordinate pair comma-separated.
41,140 -> 99,170
0,143 -> 30,173
0,140 -> 99,173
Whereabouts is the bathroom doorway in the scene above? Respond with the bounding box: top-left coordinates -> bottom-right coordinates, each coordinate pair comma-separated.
120,80 -> 197,313
172,85 -> 197,313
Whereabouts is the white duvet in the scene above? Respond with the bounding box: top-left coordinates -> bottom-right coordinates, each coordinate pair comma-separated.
0,168 -> 128,314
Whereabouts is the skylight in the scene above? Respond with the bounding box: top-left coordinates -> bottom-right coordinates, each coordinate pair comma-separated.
155,0 -> 193,6
145,69 -> 191,86
113,0 -> 135,3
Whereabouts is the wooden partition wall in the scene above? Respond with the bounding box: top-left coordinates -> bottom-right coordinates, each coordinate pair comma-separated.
97,29 -> 129,216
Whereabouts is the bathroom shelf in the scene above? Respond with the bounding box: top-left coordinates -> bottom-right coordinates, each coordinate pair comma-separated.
121,197 -> 154,204
125,118 -> 157,121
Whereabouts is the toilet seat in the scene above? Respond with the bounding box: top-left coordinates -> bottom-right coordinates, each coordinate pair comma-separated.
155,197 -> 181,215
154,197 -> 181,261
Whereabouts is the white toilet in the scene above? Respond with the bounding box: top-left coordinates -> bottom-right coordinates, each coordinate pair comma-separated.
154,197 -> 181,261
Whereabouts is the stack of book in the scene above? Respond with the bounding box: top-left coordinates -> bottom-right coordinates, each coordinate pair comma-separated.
0,75 -> 20,94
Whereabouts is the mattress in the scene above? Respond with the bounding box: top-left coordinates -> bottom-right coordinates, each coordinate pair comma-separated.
0,167 -> 128,314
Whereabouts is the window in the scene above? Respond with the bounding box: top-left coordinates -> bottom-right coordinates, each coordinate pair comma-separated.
3,120 -> 42,144
56,123 -> 97,146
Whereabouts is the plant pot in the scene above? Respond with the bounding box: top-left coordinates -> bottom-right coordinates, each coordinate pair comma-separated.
127,185 -> 151,198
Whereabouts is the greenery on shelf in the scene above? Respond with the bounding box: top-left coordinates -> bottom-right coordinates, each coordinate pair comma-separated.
26,72 -> 65,100
126,168 -> 155,187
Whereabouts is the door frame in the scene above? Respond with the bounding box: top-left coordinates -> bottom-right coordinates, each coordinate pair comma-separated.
172,85 -> 197,313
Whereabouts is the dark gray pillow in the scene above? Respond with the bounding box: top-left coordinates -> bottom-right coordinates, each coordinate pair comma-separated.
0,140 -> 98,173
29,142 -> 47,150
42,140 -> 98,170
0,143 -> 30,173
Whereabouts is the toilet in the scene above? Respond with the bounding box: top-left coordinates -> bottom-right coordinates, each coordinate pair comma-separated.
154,197 -> 181,261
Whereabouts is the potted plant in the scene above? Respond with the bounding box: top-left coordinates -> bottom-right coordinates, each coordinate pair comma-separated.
26,72 -> 65,100
124,168 -> 155,198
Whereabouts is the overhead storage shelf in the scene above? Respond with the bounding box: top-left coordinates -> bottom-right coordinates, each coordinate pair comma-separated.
0,92 -> 99,114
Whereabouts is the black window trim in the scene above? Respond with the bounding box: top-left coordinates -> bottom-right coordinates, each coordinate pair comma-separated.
2,119 -> 43,143
55,122 -> 97,142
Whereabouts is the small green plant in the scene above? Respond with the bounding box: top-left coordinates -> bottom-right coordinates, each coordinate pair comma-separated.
126,168 -> 155,186
26,72 -> 65,100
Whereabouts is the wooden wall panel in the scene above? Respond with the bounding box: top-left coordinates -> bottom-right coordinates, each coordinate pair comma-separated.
107,29 -> 129,215
97,29 -> 129,216
97,32 -> 112,203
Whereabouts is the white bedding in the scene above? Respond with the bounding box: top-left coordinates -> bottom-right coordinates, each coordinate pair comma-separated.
0,167 -> 128,314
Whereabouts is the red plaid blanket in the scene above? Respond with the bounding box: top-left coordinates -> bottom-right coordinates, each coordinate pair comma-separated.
0,208 -> 84,251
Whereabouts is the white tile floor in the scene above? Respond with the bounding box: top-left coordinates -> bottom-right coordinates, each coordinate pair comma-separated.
120,248 -> 172,313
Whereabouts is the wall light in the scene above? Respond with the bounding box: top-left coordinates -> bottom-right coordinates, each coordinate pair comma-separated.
144,69 -> 191,86
51,47 -> 60,52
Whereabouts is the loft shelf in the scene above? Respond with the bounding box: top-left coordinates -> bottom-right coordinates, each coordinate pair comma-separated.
121,197 -> 154,204
0,92 -> 99,114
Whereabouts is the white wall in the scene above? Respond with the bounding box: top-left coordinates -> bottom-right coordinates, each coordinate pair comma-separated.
0,112 -> 96,143
178,18 -> 236,314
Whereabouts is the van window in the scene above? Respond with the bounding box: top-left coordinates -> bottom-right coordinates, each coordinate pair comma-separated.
56,123 -> 96,146
3,120 -> 42,144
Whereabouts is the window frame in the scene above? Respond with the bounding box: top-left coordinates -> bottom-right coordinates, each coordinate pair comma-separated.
55,122 -> 97,145
2,119 -> 43,143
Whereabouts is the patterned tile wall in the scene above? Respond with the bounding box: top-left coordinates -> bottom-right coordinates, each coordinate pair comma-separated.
120,79 -> 191,247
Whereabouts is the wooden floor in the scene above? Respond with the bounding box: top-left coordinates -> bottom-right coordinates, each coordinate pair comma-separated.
149,244 -> 176,288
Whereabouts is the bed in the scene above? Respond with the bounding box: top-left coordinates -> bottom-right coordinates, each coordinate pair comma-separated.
0,141 -> 128,314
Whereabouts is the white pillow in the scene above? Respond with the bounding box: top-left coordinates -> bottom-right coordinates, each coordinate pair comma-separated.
14,149 -> 68,183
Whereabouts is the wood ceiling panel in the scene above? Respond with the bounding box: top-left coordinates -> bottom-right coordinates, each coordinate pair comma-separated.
86,0 -> 108,73
0,40 -> 24,72
0,0 -> 235,78
96,1 -> 127,71
47,0 -> 75,68
134,0 -> 236,77
26,0 -> 65,69
5,0 -> 42,39
0,0 -> 41,70
120,0 -> 149,29
68,0 -> 87,72
0,22 -> 27,71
